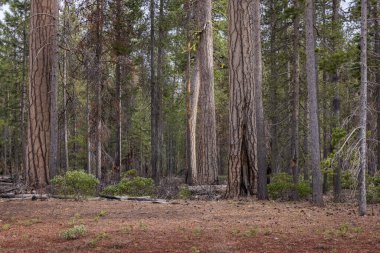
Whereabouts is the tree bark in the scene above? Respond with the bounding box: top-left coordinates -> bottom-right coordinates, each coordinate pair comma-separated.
62,0 -> 69,172
332,0 -> 342,201
358,0 -> 368,216
185,1 -> 201,185
253,0 -> 267,200
268,0 -> 279,176
374,2 -> 380,176
196,0 -> 218,185
150,0 -> 160,184
290,0 -> 301,200
305,0 -> 323,206
114,0 -> 123,182
95,0 -> 104,181
157,0 -> 165,181
226,0 -> 257,198
27,0 -> 58,188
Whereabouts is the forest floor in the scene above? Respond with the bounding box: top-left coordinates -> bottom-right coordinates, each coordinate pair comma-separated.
0,199 -> 379,253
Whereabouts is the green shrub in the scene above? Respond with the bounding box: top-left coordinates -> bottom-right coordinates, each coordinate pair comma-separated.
341,171 -> 355,189
268,173 -> 293,200
61,225 -> 86,240
367,174 -> 380,204
178,185 -> 191,199
297,180 -> 312,199
102,171 -> 156,197
268,172 -> 311,200
51,170 -> 99,199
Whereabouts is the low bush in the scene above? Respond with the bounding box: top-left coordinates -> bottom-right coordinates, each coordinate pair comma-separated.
367,174 -> 380,204
61,225 -> 86,240
268,172 -> 311,200
102,169 -> 156,197
51,170 -> 99,199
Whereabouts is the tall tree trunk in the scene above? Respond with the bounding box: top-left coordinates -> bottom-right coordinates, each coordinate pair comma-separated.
332,0 -> 342,201
254,0 -> 267,200
86,68 -> 91,174
20,0 -> 28,181
268,0 -> 279,175
226,0 -> 257,198
114,0 -> 123,182
150,0 -> 160,184
157,0 -> 165,181
27,0 -> 58,188
358,0 -> 368,216
290,0 -> 301,200
62,0 -> 69,172
374,2 -> 380,176
305,0 -> 323,206
95,0 -> 104,181
196,0 -> 218,185
185,0 -> 200,184
50,0 -> 59,179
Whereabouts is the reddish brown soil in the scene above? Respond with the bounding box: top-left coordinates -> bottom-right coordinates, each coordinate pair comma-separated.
0,199 -> 379,253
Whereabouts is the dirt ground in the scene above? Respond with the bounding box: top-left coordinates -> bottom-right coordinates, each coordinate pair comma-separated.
0,199 -> 379,253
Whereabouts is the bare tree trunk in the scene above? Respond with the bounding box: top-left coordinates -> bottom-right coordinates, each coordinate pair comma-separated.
196,0 -> 218,185
62,0 -> 69,172
185,0 -> 200,184
226,0 -> 257,198
268,0 -> 279,176
290,0 -> 301,200
253,0 -> 267,200
332,0 -> 342,201
27,0 -> 58,188
157,0 -> 165,181
114,0 -> 123,182
303,92 -> 310,181
374,2 -> 380,176
150,0 -> 160,184
50,0 -> 59,179
305,0 -> 323,206
20,0 -> 28,181
86,71 -> 91,174
95,0 -> 104,181
358,0 -> 368,216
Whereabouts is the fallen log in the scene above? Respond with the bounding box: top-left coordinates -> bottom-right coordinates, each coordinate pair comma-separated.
0,193 -> 48,200
100,195 -> 168,204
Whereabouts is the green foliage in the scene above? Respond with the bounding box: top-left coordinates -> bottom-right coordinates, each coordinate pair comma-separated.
297,180 -> 313,199
51,170 -> 99,199
178,185 -> 191,199
331,128 -> 347,150
102,171 -> 156,197
1,224 -> 10,231
88,232 -> 109,248
341,171 -> 356,189
268,173 -> 311,200
367,174 -> 380,204
61,225 -> 86,240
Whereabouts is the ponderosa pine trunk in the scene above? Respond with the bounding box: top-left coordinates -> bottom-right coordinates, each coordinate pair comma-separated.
290,0 -> 301,200
157,0 -> 165,180
226,0 -> 258,198
196,0 -> 218,185
305,0 -> 323,206
27,0 -> 58,188
254,0 -> 267,200
332,0 -> 342,201
358,0 -> 368,216
114,0 -> 123,182
374,1 -> 380,176
268,0 -> 280,176
95,0 -> 104,181
150,0 -> 159,184
62,0 -> 69,172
